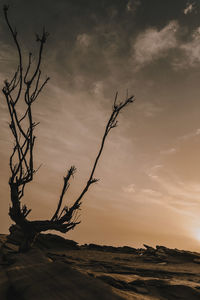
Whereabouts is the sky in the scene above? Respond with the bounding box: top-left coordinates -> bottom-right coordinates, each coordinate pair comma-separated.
1,0 -> 200,251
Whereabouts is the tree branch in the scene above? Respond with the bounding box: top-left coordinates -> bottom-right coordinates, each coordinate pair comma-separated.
51,93 -> 135,232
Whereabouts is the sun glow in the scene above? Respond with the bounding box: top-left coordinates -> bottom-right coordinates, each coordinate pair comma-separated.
194,229 -> 200,242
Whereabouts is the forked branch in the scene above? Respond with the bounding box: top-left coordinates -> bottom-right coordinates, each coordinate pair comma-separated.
2,5 -> 49,229
51,93 -> 135,233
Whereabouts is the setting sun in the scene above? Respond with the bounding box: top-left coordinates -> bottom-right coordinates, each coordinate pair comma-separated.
193,229 -> 200,242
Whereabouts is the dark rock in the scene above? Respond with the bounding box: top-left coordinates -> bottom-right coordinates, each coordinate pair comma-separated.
129,278 -> 200,299
0,265 -> 9,300
4,243 -> 19,253
134,286 -> 149,294
142,256 -> 158,262
143,244 -> 155,255
85,243 -> 105,251
158,262 -> 167,265
35,233 -> 79,250
120,246 -> 137,254
0,234 -> 7,246
156,245 -> 200,260
157,284 -> 200,299
141,244 -> 200,262
129,279 -> 146,287
82,243 -> 137,254
144,279 -> 169,287
155,248 -> 168,261
97,275 -> 129,290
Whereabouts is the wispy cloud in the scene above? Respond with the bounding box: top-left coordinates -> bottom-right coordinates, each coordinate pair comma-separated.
92,81 -> 104,98
149,168 -> 200,203
133,21 -> 178,65
76,33 -> 91,48
161,148 -> 177,155
179,128 -> 200,140
184,2 -> 195,15
126,0 -> 141,13
137,101 -> 163,117
123,183 -> 136,193
158,127 -> 200,160
132,18 -> 200,70
177,27 -> 200,67
141,188 -> 162,197
146,166 -> 200,217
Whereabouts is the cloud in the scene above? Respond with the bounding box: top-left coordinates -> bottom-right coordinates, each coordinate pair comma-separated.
126,0 -> 141,13
145,166 -> 200,218
141,188 -> 162,197
137,101 -> 163,117
178,27 -> 200,67
145,131 -> 200,214
161,148 -> 177,155
148,168 -> 200,203
184,2 -> 195,15
179,128 -> 200,140
76,33 -> 91,48
123,183 -> 136,193
147,165 -> 163,180
133,21 -> 178,65
132,19 -> 200,70
93,81 -> 104,98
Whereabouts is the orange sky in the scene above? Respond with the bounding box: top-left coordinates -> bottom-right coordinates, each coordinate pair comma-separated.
1,0 -> 200,251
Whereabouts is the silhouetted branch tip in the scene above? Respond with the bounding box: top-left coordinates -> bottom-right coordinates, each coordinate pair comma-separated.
90,178 -> 99,184
35,30 -> 49,43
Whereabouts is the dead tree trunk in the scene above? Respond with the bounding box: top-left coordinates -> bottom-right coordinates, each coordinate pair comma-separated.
2,6 -> 135,251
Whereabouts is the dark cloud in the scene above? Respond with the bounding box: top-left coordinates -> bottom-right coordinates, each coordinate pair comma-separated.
0,0 -> 198,94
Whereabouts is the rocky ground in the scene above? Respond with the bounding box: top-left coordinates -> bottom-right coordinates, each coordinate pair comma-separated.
1,231 -> 200,299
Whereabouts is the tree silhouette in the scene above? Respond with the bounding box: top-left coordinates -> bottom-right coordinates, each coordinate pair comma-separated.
2,5 -> 134,251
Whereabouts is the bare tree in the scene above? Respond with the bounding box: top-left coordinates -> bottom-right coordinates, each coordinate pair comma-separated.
2,6 -> 135,251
